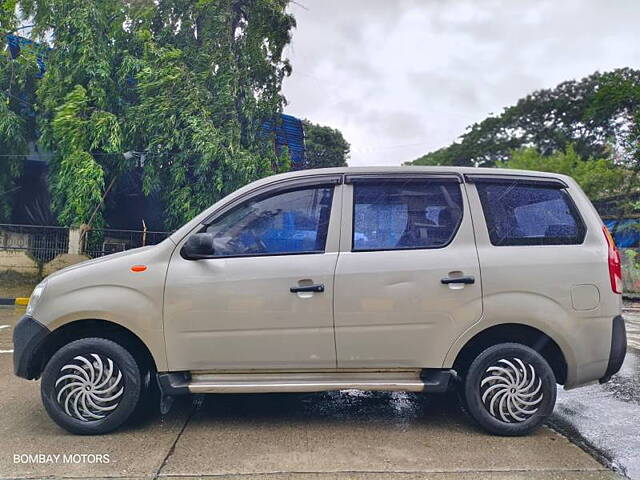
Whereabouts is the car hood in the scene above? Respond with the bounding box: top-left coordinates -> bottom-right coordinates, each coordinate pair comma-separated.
45,245 -> 159,280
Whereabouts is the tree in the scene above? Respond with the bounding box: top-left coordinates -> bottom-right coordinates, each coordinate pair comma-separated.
125,0 -> 295,228
0,3 -> 40,221
13,0 -> 130,228
499,145 -> 626,201
0,64 -> 29,222
301,120 -> 350,169
408,68 -> 640,167
3,0 -> 295,229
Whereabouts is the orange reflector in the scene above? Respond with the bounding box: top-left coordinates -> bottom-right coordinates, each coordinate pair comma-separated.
131,265 -> 147,272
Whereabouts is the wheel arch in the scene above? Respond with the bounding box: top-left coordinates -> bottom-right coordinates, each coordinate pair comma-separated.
26,319 -> 157,380
450,323 -> 568,385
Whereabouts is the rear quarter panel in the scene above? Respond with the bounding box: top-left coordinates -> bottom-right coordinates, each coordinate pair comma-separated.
444,176 -> 621,388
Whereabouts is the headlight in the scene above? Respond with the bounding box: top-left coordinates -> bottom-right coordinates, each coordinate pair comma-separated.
26,280 -> 47,316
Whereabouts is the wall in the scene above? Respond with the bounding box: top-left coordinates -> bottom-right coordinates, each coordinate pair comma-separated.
0,230 -> 31,250
0,251 -> 39,276
0,251 -> 89,292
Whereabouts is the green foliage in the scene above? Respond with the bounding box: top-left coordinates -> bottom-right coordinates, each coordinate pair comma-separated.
51,151 -> 105,226
498,145 -> 625,201
45,85 -> 109,226
0,24 -> 41,221
124,0 -> 295,229
409,68 -> 640,167
18,0 -> 130,227
0,100 -> 25,221
0,0 -> 19,33
4,0 -> 295,229
301,120 -> 350,169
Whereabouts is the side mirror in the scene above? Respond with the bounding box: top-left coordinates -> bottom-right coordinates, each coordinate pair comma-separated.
181,233 -> 215,260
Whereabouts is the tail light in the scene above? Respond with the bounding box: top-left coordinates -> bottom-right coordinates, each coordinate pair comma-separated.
603,225 -> 623,294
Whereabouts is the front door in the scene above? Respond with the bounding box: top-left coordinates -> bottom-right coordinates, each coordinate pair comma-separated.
164,179 -> 342,371
333,175 -> 483,368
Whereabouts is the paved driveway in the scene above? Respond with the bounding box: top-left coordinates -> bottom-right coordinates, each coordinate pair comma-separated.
0,306 -> 621,480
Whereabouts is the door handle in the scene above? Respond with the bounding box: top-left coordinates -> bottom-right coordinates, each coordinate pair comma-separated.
441,275 -> 475,285
290,284 -> 325,293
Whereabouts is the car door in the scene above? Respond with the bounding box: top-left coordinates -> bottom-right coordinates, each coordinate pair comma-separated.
333,174 -> 482,368
163,176 -> 342,371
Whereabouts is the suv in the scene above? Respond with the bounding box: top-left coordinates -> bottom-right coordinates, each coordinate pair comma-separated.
13,167 -> 627,436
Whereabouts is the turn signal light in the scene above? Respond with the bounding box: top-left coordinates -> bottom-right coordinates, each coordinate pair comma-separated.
131,265 -> 148,272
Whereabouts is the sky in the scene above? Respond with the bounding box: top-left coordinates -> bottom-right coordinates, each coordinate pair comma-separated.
282,0 -> 640,167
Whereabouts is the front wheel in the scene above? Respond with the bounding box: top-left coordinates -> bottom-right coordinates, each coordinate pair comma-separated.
41,337 -> 142,435
462,343 -> 556,436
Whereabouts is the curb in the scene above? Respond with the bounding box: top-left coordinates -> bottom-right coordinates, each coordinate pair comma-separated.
0,298 -> 29,306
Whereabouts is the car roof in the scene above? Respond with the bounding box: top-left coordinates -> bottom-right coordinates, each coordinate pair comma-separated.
256,165 -> 571,183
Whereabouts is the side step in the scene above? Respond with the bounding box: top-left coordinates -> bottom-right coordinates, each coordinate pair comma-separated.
158,369 -> 453,396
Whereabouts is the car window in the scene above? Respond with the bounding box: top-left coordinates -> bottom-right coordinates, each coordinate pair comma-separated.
352,180 -> 463,251
204,186 -> 334,256
475,182 -> 585,246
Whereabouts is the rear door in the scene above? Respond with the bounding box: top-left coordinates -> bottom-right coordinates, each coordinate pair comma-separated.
333,174 -> 483,368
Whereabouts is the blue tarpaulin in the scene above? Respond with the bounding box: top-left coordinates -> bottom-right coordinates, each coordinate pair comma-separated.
604,219 -> 640,248
262,114 -> 306,168
6,34 -> 48,77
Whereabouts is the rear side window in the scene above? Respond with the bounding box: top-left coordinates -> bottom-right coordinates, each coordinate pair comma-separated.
353,180 -> 463,251
475,182 -> 585,246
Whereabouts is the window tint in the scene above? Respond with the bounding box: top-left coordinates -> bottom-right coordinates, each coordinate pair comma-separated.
476,182 -> 585,246
204,186 -> 334,256
353,180 -> 463,251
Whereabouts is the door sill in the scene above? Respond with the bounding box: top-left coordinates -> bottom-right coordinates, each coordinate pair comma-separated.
157,369 -> 453,395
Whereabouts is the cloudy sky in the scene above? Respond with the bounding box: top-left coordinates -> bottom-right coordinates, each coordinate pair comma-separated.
282,0 -> 640,166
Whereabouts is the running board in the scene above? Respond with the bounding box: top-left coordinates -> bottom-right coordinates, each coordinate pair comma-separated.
157,370 -> 453,396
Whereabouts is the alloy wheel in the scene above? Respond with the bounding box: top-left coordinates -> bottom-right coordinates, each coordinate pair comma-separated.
479,357 -> 543,423
54,354 -> 124,422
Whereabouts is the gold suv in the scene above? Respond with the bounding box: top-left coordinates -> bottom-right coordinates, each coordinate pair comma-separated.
13,167 -> 627,435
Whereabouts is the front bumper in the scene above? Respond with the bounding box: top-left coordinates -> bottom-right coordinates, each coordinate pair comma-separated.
13,315 -> 50,379
599,315 -> 627,384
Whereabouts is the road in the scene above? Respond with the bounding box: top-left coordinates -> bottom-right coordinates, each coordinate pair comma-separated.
551,308 -> 640,480
0,305 -> 631,480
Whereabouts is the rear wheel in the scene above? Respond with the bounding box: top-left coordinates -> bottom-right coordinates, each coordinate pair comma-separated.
462,343 -> 556,436
41,337 -> 142,435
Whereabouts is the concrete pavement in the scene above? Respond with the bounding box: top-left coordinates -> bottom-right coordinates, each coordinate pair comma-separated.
0,306 -> 623,480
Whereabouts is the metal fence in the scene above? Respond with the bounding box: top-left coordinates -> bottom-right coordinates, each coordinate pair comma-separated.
0,224 -> 171,262
0,224 -> 69,263
83,228 -> 171,258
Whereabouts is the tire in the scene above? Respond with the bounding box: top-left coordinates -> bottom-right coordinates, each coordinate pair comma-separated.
455,379 -> 469,414
41,337 -> 142,435
462,343 -> 556,436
